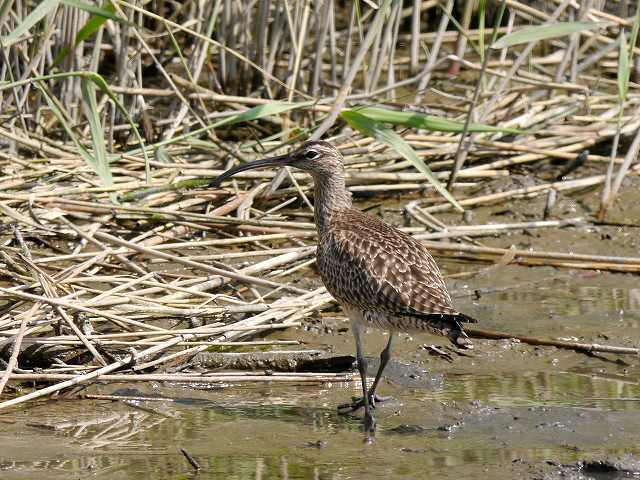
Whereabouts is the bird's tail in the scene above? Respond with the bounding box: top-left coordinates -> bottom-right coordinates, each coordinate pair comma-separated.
456,312 -> 479,324
413,312 -> 478,349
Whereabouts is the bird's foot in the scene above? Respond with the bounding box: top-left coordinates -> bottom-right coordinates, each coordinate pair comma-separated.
337,393 -> 392,414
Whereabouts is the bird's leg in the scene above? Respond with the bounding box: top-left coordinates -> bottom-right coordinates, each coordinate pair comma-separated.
338,332 -> 394,413
354,323 -> 375,434
338,322 -> 376,434
367,332 -> 394,406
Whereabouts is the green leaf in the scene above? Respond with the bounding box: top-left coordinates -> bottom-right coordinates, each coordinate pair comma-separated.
352,106 -> 520,134
123,100 -> 311,160
212,102 -> 312,129
0,0 -> 128,49
51,46 -> 71,68
0,0 -> 60,48
624,4 -> 639,102
618,31 -> 629,104
491,21 -> 605,50
80,71 -> 150,180
629,5 -> 640,66
36,84 -> 108,183
81,79 -> 113,187
52,1 -> 116,67
75,2 -> 116,42
60,0 -> 128,24
38,79 -> 114,188
340,110 -> 463,212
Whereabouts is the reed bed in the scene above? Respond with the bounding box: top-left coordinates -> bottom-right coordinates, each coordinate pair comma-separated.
1,1 -> 639,408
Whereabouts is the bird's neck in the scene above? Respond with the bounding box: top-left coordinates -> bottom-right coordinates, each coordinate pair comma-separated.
312,173 -> 352,234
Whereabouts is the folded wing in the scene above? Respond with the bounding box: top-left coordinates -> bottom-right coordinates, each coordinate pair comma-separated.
317,210 -> 476,325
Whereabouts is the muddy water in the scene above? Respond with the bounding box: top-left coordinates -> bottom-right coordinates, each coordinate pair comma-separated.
1,261 -> 639,479
2,178 -> 640,479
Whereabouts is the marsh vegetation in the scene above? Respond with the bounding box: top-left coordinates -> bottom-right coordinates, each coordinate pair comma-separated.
1,0 -> 640,477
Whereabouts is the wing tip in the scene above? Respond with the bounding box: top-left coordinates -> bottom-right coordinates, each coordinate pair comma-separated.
456,312 -> 479,324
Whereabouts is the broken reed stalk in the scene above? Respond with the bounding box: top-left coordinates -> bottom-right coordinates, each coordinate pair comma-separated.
0,321 -> 301,410
447,0 -> 508,189
180,448 -> 201,472
421,241 -> 640,273
3,372 -> 352,383
6,339 -> 300,347
422,241 -> 640,264
131,290 -> 333,372
466,327 -> 640,356
0,303 -> 37,397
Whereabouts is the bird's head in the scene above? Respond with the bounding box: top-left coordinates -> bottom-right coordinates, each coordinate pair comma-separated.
209,141 -> 344,186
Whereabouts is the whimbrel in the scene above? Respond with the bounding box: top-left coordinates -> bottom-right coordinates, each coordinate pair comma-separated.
211,141 -> 477,434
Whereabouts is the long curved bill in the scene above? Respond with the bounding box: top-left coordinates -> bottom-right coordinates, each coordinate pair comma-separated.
209,153 -> 292,187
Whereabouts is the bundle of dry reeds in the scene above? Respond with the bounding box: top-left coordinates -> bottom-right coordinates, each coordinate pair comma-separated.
1,1 -> 639,408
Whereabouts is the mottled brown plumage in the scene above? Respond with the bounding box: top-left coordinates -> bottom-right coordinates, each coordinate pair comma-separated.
317,208 -> 474,340
211,140 -> 478,436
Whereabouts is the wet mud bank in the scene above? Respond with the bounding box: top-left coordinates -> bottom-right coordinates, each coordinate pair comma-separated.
1,176 -> 639,479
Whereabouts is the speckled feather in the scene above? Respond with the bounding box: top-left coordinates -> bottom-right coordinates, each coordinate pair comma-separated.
211,140 -> 477,347
316,208 -> 476,343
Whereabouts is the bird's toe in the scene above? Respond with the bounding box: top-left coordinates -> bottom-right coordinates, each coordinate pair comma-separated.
337,393 -> 393,414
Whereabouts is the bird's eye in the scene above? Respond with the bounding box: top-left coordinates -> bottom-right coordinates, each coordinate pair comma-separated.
305,150 -> 319,160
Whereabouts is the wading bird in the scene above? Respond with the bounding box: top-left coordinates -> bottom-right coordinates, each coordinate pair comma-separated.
211,141 -> 477,435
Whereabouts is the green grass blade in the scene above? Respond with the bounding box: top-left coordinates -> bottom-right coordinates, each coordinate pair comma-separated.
340,110 -> 463,212
60,0 -> 129,24
51,46 -> 72,68
51,1 -> 116,67
0,71 -> 84,91
437,2 -> 480,56
126,101 -> 312,157
618,31 -> 629,104
36,84 -> 102,178
490,1 -> 508,46
354,0 -> 364,42
0,0 -> 14,26
38,80 -> 113,188
0,70 -> 148,177
0,0 -> 60,48
52,1 -> 115,67
80,78 -> 113,187
212,102 -> 313,129
491,21 -> 605,50
74,1 -> 116,42
81,71 -> 150,179
353,106 -> 520,134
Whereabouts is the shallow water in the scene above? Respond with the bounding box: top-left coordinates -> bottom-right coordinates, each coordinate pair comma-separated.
1,260 -> 639,480
3,177 -> 640,479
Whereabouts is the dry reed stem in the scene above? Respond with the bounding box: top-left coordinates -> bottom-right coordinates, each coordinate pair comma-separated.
466,327 -> 640,356
2,1 -> 640,408
5,372 -> 352,383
